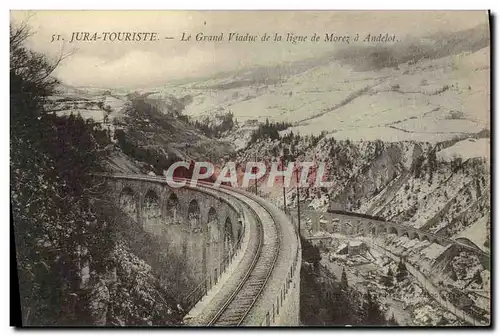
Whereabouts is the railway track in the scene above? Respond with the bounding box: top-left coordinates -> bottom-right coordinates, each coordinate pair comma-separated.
101,175 -> 284,326
198,182 -> 281,326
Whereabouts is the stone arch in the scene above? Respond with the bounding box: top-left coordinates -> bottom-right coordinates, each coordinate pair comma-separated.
207,207 -> 218,224
344,222 -> 353,235
119,187 -> 137,217
422,235 -> 431,242
142,189 -> 161,231
339,222 -> 346,235
388,226 -> 398,235
343,223 -> 349,235
205,206 -> 222,287
354,222 -> 362,235
401,231 -> 410,239
143,189 -> 161,219
188,199 -> 202,232
223,217 -> 234,263
369,224 -> 376,237
235,216 -> 243,244
361,223 -> 369,235
409,231 -> 419,240
207,207 -> 220,245
166,193 -> 180,224
416,232 -> 424,241
376,225 -> 385,235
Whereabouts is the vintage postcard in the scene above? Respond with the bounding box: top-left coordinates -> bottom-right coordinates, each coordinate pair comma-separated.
10,10 -> 491,327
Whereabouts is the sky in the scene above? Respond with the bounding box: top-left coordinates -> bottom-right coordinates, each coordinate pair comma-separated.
10,10 -> 489,89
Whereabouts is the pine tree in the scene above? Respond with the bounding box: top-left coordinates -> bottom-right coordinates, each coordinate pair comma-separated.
387,313 -> 398,325
427,148 -> 437,184
11,21 -> 184,326
340,268 -> 349,291
362,291 -> 386,325
396,259 -> 408,282
11,21 -> 111,325
414,155 -> 424,178
383,267 -> 394,287
301,237 -> 321,269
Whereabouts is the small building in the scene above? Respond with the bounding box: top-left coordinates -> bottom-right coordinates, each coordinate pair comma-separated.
335,240 -> 368,256
336,243 -> 348,255
348,240 -> 368,256
457,295 -> 474,309
329,202 -> 345,212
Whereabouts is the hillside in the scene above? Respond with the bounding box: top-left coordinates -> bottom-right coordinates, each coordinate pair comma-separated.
149,24 -> 489,146
235,134 -> 490,324
238,136 -> 490,249
45,21 -> 490,249
46,84 -> 235,175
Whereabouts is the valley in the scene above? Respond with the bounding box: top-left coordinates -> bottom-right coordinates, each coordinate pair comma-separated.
42,22 -> 491,327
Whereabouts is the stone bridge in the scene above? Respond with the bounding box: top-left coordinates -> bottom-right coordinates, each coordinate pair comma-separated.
340,217 -> 447,246
301,209 -> 489,264
303,210 -> 454,246
106,175 -> 243,300
100,174 -> 301,326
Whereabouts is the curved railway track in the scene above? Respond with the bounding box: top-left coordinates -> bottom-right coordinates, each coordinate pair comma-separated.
198,182 -> 282,326
102,175 -> 284,326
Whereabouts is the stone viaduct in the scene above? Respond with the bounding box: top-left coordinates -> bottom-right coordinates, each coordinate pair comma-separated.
302,210 -> 448,245
101,174 -> 302,326
302,209 -> 489,267
106,175 -> 243,302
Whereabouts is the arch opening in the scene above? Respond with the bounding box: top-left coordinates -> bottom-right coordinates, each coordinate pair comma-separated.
188,199 -> 201,232
166,193 -> 180,224
235,216 -> 243,244
205,206 -> 220,287
119,187 -> 137,217
223,217 -> 234,263
207,207 -> 219,243
207,207 -> 217,225
143,190 -> 161,220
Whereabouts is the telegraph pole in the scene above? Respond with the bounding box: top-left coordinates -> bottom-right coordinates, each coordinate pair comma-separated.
281,147 -> 287,213
254,152 -> 258,195
296,163 -> 301,237
282,172 -> 287,213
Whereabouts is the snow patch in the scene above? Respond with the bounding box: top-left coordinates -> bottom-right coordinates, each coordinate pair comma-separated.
437,138 -> 490,161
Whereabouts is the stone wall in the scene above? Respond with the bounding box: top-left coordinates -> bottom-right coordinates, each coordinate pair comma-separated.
108,177 -> 242,304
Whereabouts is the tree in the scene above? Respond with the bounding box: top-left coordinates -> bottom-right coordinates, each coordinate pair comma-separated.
340,268 -> 349,291
428,148 -> 437,184
362,291 -> 386,325
11,20 -> 110,325
249,119 -> 291,143
387,313 -> 398,325
383,268 -> 394,287
413,155 -> 424,178
395,259 -> 408,282
11,21 -> 185,327
301,237 -> 321,269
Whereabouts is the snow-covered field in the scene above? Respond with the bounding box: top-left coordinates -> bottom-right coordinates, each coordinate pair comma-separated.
438,138 -> 490,161
454,215 -> 489,253
150,46 -> 489,149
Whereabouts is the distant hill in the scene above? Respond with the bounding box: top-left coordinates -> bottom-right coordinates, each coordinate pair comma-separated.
148,24 -> 489,150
